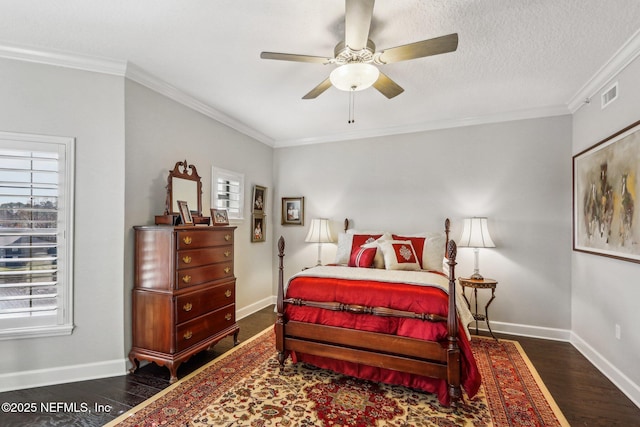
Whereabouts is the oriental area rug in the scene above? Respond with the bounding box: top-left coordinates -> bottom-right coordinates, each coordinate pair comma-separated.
105,328 -> 569,427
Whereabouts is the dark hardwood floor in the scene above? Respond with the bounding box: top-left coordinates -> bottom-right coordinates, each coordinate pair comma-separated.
1,305 -> 638,426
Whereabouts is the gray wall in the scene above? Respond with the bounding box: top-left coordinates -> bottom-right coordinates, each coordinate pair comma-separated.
0,58 -> 126,387
124,80 -> 275,354
274,115 -> 573,334
572,54 -> 640,400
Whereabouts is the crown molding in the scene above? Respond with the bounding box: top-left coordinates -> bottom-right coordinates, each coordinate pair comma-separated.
567,28 -> 640,113
0,41 -> 127,75
124,63 -> 274,146
0,41 -> 274,146
273,104 -> 570,148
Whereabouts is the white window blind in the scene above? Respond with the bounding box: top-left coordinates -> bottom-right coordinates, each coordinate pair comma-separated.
0,132 -> 74,339
212,167 -> 244,220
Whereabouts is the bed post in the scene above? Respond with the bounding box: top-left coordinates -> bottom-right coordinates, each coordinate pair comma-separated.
446,239 -> 462,405
276,236 -> 286,366
444,218 -> 451,256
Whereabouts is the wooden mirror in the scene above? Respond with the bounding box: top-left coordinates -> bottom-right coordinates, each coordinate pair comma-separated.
156,160 -> 209,225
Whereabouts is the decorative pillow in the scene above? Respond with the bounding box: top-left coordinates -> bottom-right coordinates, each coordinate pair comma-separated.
348,246 -> 377,268
392,235 -> 425,267
379,240 -> 421,271
349,234 -> 382,267
394,232 -> 446,272
361,237 -> 389,269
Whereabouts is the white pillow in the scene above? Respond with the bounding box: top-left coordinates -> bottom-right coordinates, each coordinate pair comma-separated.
334,233 -> 353,265
379,240 -> 421,271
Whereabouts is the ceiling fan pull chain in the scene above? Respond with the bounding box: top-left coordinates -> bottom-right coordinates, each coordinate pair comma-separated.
348,88 -> 355,124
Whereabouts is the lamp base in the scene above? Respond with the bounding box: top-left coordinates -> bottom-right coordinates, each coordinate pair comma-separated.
470,272 -> 484,280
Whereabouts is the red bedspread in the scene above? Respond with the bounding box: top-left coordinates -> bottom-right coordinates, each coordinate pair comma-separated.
283,272 -> 481,405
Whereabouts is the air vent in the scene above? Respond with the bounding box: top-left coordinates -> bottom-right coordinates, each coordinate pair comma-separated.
601,82 -> 618,109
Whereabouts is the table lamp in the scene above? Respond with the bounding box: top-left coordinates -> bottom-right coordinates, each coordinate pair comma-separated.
305,218 -> 334,266
458,217 -> 495,280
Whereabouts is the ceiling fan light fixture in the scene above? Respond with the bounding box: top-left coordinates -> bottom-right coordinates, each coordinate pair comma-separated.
329,63 -> 379,92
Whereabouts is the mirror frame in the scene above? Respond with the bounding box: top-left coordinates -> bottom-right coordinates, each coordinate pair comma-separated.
165,160 -> 202,216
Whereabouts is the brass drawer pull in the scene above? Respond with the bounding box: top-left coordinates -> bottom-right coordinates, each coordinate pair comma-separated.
182,255 -> 192,264
224,250 -> 231,257
183,236 -> 192,245
184,330 -> 193,340
182,275 -> 191,284
225,289 -> 232,298
183,302 -> 193,312
224,234 -> 231,241
224,267 -> 231,274
225,313 -> 232,321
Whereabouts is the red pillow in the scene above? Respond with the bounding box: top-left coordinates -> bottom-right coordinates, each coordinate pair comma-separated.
392,235 -> 425,267
349,234 -> 382,262
348,246 -> 377,268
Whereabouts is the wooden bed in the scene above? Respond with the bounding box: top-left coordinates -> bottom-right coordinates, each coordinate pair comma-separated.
275,219 -> 480,406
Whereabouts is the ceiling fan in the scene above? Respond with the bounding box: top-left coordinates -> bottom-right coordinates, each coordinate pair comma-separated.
260,0 -> 458,100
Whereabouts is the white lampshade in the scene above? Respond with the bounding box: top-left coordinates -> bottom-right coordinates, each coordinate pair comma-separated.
305,218 -> 334,244
458,217 -> 495,280
458,217 -> 495,248
330,63 -> 380,92
305,218 -> 334,266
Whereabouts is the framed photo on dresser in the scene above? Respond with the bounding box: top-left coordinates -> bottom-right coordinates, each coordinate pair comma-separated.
177,200 -> 193,225
211,208 -> 229,226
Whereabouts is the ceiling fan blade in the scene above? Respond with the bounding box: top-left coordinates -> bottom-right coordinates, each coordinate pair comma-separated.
345,0 -> 375,51
260,52 -> 333,64
373,72 -> 404,99
377,33 -> 458,64
302,77 -> 333,99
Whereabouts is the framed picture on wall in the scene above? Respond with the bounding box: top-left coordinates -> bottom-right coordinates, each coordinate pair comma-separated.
177,200 -> 193,225
573,119 -> 640,263
252,185 -> 266,213
252,213 -> 266,242
281,197 -> 304,226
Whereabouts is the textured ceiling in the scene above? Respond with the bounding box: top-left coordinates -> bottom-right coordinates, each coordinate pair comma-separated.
1,0 -> 640,146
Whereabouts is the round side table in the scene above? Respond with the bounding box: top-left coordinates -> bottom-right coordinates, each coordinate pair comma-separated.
458,277 -> 498,339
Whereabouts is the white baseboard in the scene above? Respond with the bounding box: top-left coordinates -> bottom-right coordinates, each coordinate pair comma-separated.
481,320 -> 572,341
570,332 -> 640,408
236,296 -> 276,320
0,358 -> 127,393
477,320 -> 639,409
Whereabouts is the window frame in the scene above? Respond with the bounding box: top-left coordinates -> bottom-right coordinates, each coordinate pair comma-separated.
0,131 -> 75,340
211,166 -> 245,222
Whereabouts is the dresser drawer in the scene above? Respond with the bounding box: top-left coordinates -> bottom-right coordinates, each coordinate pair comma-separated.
177,245 -> 233,269
176,261 -> 233,289
176,281 -> 235,323
176,229 -> 234,250
176,304 -> 236,352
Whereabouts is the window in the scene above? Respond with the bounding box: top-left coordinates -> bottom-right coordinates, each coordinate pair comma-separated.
212,167 -> 244,221
0,131 -> 75,339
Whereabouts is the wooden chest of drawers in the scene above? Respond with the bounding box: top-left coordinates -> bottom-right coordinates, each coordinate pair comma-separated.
128,225 -> 239,383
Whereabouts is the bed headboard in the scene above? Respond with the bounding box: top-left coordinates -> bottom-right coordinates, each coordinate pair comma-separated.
342,217 -> 451,258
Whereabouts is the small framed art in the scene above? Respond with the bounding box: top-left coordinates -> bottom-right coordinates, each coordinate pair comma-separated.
211,208 -> 229,226
281,197 -> 304,226
252,213 -> 266,242
252,185 -> 266,213
177,200 -> 193,225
